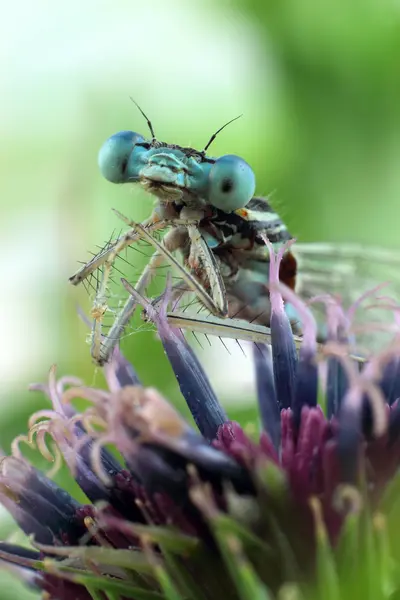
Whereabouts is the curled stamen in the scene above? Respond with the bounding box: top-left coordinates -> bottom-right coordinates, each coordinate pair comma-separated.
28,410 -> 62,430
47,365 -> 63,414
36,434 -> 63,479
89,435 -> 117,486
366,296 -> 400,330
29,368 -> 81,420
10,435 -> 35,460
66,408 -> 118,487
308,294 -> 349,340
28,382 -> 49,394
323,341 -> 388,437
362,341 -> 400,383
12,420 -> 66,480
347,283 -> 391,324
68,410 -> 95,428
62,386 -> 111,420
349,322 -> 399,336
35,428 -> 58,463
310,297 -> 352,417
333,484 -> 363,514
56,376 -> 84,400
80,413 -> 108,435
322,342 -> 362,384
345,382 -> 387,438
362,300 -> 400,405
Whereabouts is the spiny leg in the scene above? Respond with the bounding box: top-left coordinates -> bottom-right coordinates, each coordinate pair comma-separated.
165,310 -> 366,365
136,223 -> 228,317
69,215 -> 165,286
84,216 -> 183,364
83,207 -> 199,365
167,310 -> 277,345
90,230 -> 140,363
93,225 -> 190,365
89,213 -> 228,364
148,225 -> 229,316
186,224 -> 228,316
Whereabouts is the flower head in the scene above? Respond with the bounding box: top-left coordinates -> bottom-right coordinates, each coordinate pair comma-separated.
1,244 -> 400,599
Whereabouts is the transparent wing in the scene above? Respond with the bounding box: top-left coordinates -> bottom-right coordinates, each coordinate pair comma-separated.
293,242 -> 400,348
294,242 -> 400,302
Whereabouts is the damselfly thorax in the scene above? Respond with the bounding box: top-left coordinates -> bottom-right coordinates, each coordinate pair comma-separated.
69,106 -> 400,365
150,196 -> 297,327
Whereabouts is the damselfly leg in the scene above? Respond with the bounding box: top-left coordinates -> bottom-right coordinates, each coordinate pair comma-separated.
96,219 -> 238,365
136,223 -> 228,317
94,224 -> 193,365
70,215 -> 176,364
72,208 -> 235,365
69,217 -> 165,286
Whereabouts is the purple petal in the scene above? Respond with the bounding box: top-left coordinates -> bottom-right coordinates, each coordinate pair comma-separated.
253,344 -> 280,449
121,278 -> 227,440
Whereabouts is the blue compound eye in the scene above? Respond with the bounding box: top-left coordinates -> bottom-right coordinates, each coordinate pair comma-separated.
208,155 -> 256,212
98,131 -> 146,183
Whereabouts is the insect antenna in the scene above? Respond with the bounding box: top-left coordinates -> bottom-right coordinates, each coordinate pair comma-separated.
129,97 -> 156,141
202,114 -> 242,153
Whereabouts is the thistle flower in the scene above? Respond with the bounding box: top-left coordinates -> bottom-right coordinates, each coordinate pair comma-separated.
1,244 -> 400,600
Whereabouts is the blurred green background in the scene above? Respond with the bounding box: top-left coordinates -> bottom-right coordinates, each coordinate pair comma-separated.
1,0 -> 400,597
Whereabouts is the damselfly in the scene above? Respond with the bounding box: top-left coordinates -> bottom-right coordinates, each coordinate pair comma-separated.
70,104 -> 400,365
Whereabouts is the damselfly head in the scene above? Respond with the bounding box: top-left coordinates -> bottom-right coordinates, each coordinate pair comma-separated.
98,102 -> 255,208
99,130 -> 256,209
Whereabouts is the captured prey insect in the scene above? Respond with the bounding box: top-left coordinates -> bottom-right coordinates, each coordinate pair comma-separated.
69,104 -> 400,365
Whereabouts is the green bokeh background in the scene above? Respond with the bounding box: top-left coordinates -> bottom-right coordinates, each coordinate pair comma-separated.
1,0 -> 400,597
